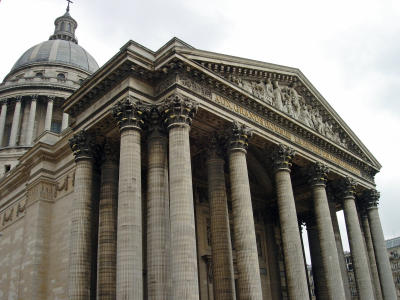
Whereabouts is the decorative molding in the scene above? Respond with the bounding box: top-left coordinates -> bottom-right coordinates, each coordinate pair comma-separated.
56,170 -> 76,198
27,180 -> 56,205
0,198 -> 26,230
271,144 -> 295,172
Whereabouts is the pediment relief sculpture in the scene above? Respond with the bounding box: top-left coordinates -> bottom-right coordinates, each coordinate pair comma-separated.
227,75 -> 348,149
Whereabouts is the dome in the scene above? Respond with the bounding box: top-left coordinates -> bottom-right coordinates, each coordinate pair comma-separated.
11,39 -> 99,74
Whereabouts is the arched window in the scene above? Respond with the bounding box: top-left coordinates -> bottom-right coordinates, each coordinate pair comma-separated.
61,22 -> 65,31
67,23 -> 71,32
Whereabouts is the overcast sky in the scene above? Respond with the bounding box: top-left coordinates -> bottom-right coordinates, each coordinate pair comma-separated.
0,0 -> 399,259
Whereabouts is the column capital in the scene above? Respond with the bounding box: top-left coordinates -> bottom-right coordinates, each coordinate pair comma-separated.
271,143 -> 295,172
308,162 -> 330,187
147,106 -> 166,139
206,133 -> 226,160
0,98 -> 8,105
364,189 -> 380,209
69,130 -> 95,162
339,177 -> 357,199
47,95 -> 55,102
15,96 -> 22,102
101,140 -> 119,164
159,92 -> 198,129
226,121 -> 252,153
112,96 -> 146,132
31,94 -> 39,101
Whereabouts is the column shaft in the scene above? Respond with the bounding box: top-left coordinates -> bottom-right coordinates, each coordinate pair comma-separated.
68,158 -> 94,299
26,97 -> 37,145
207,152 -> 236,300
9,98 -> 22,146
62,113 -> 69,131
307,222 -> 329,299
147,130 -> 170,300
328,200 -> 352,300
342,193 -> 375,299
273,145 -> 309,300
0,101 -> 7,147
44,97 -> 53,131
310,169 -> 346,300
116,128 -> 143,299
361,214 -> 384,300
228,122 -> 262,300
97,155 -> 118,300
169,124 -> 199,300
368,206 -> 397,299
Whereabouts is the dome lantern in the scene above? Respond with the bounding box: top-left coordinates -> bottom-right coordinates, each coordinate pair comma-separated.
49,1 -> 78,44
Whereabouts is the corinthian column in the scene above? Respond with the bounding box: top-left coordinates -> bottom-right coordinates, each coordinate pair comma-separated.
227,121 -> 262,299
365,189 -> 397,300
341,177 -> 375,299
97,141 -> 118,300
9,96 -> 22,146
0,99 -> 8,147
159,93 -> 199,300
360,207 -> 383,300
26,95 -> 38,145
271,144 -> 309,300
207,134 -> 236,300
68,130 -> 95,300
305,214 -> 329,300
146,107 -> 170,300
44,96 -> 54,131
112,97 -> 145,299
308,162 -> 346,300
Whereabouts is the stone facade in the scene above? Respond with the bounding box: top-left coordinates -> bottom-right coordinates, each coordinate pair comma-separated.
0,6 -> 396,300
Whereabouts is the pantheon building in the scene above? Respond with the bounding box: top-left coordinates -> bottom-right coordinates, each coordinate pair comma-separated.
0,6 -> 397,300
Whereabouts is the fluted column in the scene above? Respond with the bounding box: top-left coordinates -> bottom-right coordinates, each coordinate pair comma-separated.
305,214 -> 329,299
0,99 -> 7,147
327,194 -> 352,300
62,113 -> 69,131
271,144 -> 309,300
365,189 -> 397,300
341,177 -> 375,300
207,134 -> 236,300
97,141 -> 118,300
227,121 -> 262,299
146,108 -> 170,300
360,208 -> 384,300
44,96 -> 54,131
26,95 -> 38,145
112,97 -> 145,299
159,93 -> 199,300
308,162 -> 346,299
68,130 -> 95,300
9,96 -> 22,146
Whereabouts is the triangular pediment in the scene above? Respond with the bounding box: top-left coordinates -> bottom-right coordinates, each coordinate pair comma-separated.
171,47 -> 380,173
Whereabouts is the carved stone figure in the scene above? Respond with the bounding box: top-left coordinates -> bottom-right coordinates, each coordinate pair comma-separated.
272,81 -> 284,111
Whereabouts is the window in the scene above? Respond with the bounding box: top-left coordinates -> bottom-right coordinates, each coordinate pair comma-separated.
4,164 -> 11,173
51,120 -> 62,134
35,72 -> 43,78
57,73 -> 66,81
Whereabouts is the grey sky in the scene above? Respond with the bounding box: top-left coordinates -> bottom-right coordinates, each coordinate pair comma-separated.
1,0 -> 399,259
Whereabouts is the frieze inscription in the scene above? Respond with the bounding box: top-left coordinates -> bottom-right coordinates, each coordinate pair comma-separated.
211,93 -> 361,176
